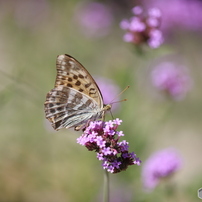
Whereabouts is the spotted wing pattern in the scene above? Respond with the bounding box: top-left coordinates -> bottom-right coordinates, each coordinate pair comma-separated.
44,54 -> 111,131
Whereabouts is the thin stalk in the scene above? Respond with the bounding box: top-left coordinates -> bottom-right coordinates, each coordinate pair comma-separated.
103,169 -> 110,202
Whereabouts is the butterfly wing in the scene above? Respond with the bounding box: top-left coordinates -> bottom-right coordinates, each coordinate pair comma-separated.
45,85 -> 102,130
55,54 -> 103,107
44,54 -> 104,130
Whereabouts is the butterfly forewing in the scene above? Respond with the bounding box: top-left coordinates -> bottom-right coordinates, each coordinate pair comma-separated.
55,54 -> 103,107
44,54 -> 111,131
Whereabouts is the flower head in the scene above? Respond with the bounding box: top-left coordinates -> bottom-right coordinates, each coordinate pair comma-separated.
142,148 -> 182,191
151,61 -> 191,100
77,119 -> 141,173
143,0 -> 202,34
120,6 -> 163,48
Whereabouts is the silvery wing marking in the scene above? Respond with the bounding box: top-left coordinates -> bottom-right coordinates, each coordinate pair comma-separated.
45,85 -> 104,130
44,54 -> 111,131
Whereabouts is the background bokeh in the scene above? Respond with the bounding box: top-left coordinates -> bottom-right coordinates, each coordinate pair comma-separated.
0,0 -> 202,201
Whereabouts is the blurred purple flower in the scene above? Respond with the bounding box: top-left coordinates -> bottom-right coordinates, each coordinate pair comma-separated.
142,148 -> 182,191
142,0 -> 202,33
77,119 -> 141,173
132,6 -> 143,15
120,6 -> 163,48
95,77 -> 120,111
75,2 -> 113,38
151,62 -> 191,100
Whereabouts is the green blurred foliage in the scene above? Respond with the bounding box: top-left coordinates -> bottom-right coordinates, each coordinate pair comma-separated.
0,0 -> 202,201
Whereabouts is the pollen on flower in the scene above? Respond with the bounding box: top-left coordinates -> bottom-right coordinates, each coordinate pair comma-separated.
77,119 -> 141,173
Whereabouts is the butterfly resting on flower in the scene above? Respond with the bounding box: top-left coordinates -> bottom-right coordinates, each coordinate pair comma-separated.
44,54 -> 111,131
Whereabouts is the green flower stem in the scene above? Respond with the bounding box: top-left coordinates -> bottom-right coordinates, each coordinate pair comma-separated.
103,170 -> 110,202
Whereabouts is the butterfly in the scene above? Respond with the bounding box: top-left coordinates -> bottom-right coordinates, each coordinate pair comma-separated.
44,54 -> 111,131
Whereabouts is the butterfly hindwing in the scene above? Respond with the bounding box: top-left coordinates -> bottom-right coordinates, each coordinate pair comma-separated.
45,85 -> 102,130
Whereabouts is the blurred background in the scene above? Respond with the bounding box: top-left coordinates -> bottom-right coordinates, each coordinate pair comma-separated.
0,0 -> 202,201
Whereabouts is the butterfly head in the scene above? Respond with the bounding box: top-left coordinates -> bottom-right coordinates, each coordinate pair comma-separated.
103,104 -> 111,112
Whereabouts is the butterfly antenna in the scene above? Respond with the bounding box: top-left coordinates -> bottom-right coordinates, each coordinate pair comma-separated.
110,99 -> 127,105
108,86 -> 129,119
110,85 -> 129,104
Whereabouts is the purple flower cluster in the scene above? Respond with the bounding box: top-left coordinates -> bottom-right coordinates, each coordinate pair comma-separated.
77,119 -> 141,173
151,62 -> 191,100
142,148 -> 182,191
143,0 -> 202,33
120,6 -> 163,48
